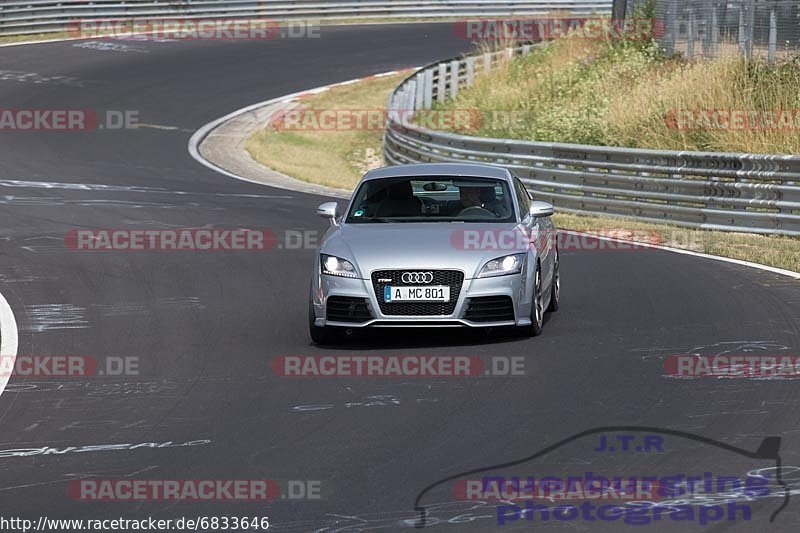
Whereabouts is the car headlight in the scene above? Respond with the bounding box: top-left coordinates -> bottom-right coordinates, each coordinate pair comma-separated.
478,253 -> 525,278
321,254 -> 359,278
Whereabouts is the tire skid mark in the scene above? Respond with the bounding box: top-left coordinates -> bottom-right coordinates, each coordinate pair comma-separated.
20,303 -> 88,332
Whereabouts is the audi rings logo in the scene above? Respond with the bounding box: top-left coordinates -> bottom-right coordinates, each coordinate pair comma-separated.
401,271 -> 434,284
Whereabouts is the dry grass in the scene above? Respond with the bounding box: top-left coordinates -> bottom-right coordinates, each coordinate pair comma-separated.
246,72 -> 406,190
0,32 -> 72,45
440,35 -> 800,154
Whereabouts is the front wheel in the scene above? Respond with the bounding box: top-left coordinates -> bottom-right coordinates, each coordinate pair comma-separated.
519,263 -> 544,337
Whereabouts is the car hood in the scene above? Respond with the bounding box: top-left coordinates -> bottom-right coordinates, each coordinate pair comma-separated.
321,222 -> 533,279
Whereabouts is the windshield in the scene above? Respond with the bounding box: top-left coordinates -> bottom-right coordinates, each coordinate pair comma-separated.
345,176 -> 515,223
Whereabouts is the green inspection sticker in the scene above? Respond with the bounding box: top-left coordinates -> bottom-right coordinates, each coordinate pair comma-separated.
354,209 -> 364,216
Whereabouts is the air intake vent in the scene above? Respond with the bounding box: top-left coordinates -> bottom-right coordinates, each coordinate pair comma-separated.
464,296 -> 515,322
326,296 -> 372,323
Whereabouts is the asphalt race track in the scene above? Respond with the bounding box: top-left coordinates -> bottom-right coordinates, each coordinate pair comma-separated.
0,23 -> 799,532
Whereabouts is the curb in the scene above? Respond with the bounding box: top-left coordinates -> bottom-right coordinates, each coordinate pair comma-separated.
188,68 -> 417,199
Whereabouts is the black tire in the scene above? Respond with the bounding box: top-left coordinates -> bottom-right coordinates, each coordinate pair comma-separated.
519,263 -> 544,337
547,250 -> 560,312
308,299 -> 338,345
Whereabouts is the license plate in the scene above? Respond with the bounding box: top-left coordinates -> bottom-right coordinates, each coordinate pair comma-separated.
384,285 -> 450,302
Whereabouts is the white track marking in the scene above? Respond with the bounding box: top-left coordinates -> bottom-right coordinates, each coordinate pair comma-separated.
0,289 -> 19,398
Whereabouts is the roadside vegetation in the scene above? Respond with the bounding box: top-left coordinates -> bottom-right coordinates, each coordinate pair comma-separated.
437,30 -> 800,154
0,32 -> 72,45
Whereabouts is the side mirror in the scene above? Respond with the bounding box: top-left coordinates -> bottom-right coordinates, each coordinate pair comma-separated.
529,201 -> 554,218
317,202 -> 339,225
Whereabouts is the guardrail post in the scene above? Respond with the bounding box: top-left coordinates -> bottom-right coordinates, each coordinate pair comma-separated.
738,0 -> 754,58
738,7 -> 746,56
745,0 -> 755,58
768,9 -> 777,63
450,60 -> 460,98
405,84 -> 415,112
611,0 -> 628,29
414,72 -> 424,111
686,12 -> 695,59
664,0 -> 678,54
423,69 -> 433,109
466,56 -> 475,86
708,6 -> 719,58
483,52 -> 492,74
437,63 -> 447,104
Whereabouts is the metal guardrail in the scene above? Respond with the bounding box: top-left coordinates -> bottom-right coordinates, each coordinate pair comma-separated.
0,0 -> 611,36
383,44 -> 800,236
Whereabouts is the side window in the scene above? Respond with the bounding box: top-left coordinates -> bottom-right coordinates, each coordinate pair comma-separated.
513,177 -> 531,215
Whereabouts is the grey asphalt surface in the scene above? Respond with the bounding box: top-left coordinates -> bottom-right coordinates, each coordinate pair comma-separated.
0,23 -> 799,532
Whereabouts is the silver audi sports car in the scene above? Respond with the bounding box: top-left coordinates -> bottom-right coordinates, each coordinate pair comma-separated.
309,163 -> 559,344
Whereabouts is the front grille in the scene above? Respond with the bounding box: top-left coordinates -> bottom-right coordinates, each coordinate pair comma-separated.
326,296 -> 372,323
372,270 -> 464,316
464,296 -> 515,322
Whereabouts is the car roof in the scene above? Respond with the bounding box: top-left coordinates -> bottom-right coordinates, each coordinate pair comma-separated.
361,163 -> 512,182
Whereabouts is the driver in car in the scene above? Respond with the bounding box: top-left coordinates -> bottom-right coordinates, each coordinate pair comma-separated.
456,184 -> 509,217
459,186 -> 483,209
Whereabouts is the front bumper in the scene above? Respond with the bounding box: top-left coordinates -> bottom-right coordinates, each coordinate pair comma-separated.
311,270 -> 533,328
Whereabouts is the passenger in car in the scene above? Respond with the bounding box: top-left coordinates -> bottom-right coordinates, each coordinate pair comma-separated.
375,181 -> 423,216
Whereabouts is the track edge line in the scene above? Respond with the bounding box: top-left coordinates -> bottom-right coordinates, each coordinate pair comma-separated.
0,289 -> 19,398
